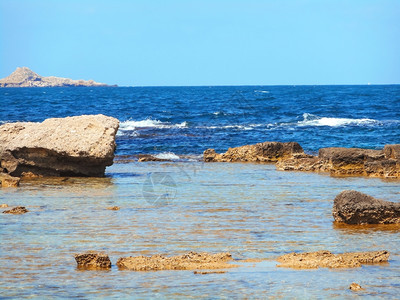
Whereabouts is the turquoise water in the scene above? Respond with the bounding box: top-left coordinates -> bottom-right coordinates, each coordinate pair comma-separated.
1,162 -> 400,298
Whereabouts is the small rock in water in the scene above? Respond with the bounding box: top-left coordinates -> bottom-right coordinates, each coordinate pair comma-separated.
2,206 -> 28,214
74,252 -> 111,270
0,204 -> 8,208
349,283 -> 363,291
107,206 -> 120,210
0,173 -> 20,187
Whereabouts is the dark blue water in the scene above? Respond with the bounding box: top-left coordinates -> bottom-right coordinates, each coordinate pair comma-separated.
1,85 -> 399,156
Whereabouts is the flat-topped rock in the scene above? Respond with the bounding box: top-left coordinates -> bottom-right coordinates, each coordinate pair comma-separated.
117,251 -> 235,271
74,252 -> 111,270
0,115 -> 119,177
277,250 -> 389,269
204,142 -> 304,163
333,190 -> 400,224
0,67 -> 114,87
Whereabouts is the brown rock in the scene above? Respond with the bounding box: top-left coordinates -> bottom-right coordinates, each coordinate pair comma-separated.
3,206 -> 28,214
74,252 -> 111,270
0,204 -> 8,208
138,154 -> 171,162
107,206 -> 120,210
349,283 -> 364,291
204,142 -> 304,163
333,190 -> 400,224
0,67 -> 113,88
275,154 -> 328,172
0,173 -> 20,187
117,251 -> 235,271
384,144 -> 400,159
0,115 -> 119,177
277,250 -> 389,269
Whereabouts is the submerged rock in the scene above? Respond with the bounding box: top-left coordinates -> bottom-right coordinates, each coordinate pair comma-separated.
2,206 -> 28,214
74,252 -> 111,270
0,173 -> 20,187
204,142 -> 304,163
138,154 -> 171,162
349,283 -> 364,291
0,115 -> 119,177
0,204 -> 8,208
277,250 -> 389,269
333,190 -> 400,224
106,206 -> 120,210
117,251 -> 235,271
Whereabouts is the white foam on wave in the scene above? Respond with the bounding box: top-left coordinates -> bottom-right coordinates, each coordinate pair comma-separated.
154,152 -> 180,160
298,113 -> 378,127
119,119 -> 188,131
254,90 -> 270,93
199,124 -> 263,130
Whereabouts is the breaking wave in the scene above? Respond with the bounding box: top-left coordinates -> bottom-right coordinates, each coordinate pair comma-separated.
297,113 -> 379,127
119,119 -> 188,131
153,152 -> 180,160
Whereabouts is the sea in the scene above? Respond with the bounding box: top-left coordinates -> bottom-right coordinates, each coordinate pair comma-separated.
1,85 -> 400,298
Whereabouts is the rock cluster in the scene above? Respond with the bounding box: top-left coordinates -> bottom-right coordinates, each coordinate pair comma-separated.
203,141 -> 400,179
204,142 -> 304,163
116,251 -> 235,271
74,252 -> 112,270
0,115 -> 119,177
0,67 -> 113,87
333,190 -> 400,224
277,250 -> 389,269
276,145 -> 400,178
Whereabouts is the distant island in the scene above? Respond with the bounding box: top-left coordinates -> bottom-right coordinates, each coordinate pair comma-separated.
0,67 -> 116,87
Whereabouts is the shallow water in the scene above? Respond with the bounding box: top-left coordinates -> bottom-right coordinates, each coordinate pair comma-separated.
1,162 -> 400,298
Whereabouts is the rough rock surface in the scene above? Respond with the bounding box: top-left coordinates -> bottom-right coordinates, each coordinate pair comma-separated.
0,115 -> 119,177
74,252 -> 111,270
138,154 -> 171,162
349,283 -> 364,291
276,145 -> 400,178
2,206 -> 28,214
117,251 -> 235,271
204,142 -> 304,163
333,190 -> 400,224
0,67 -> 113,87
0,173 -> 20,187
277,250 -> 389,269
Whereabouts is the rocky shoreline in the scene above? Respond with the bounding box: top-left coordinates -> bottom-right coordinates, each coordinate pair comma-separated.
204,141 -> 400,179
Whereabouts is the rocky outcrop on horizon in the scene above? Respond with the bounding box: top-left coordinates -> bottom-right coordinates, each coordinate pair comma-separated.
0,67 -> 114,87
333,190 -> 400,224
0,115 -> 119,177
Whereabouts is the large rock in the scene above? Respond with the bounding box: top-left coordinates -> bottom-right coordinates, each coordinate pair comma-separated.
204,142 -> 304,163
333,190 -> 400,224
0,115 -> 119,177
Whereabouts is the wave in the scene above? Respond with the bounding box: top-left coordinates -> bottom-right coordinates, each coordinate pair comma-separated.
153,152 -> 180,160
119,119 -> 188,131
297,113 -> 379,127
254,90 -> 270,94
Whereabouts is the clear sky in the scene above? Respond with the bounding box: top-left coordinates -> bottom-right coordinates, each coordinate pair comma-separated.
1,0 -> 399,86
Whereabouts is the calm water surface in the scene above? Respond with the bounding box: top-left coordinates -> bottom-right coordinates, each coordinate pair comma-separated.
1,162 -> 400,298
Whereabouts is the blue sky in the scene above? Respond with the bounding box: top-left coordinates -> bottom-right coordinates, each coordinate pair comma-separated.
1,0 -> 399,86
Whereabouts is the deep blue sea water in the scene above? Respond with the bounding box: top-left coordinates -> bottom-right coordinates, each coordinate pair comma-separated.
1,85 -> 399,157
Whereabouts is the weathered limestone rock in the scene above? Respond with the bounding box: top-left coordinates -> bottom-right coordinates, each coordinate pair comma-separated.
74,252 -> 111,270
2,206 -> 28,214
0,173 -> 20,187
0,67 -> 113,87
204,142 -> 304,163
0,204 -> 8,208
333,190 -> 400,224
277,144 -> 400,178
277,250 -> 389,269
0,115 -> 119,177
117,251 -> 235,271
